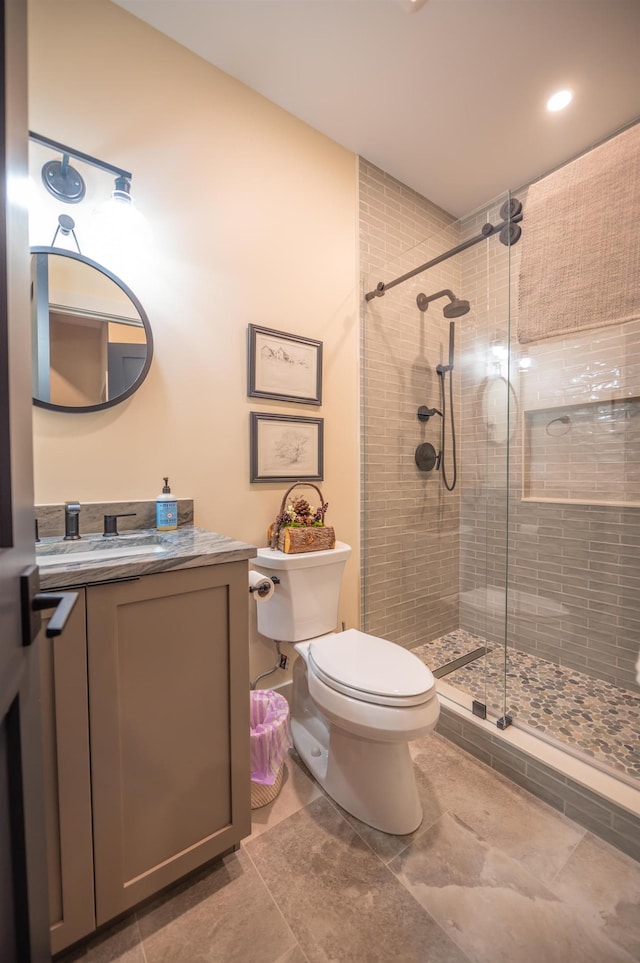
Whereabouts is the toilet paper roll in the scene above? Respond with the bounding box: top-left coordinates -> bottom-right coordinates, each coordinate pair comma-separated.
248,570 -> 275,602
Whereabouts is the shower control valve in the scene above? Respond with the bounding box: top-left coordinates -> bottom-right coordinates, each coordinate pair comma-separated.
415,443 -> 440,472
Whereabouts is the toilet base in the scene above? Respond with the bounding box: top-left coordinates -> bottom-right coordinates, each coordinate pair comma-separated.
291,714 -> 423,836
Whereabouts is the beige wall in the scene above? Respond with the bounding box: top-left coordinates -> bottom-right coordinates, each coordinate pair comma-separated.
28,0 -> 360,680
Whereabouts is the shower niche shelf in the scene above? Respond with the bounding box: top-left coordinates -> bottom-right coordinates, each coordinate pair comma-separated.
522,397 -> 640,508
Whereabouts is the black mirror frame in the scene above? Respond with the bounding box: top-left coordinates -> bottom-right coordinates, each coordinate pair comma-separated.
31,246 -> 153,413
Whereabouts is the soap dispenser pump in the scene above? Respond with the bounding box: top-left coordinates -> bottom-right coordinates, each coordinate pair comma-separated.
156,477 -> 178,531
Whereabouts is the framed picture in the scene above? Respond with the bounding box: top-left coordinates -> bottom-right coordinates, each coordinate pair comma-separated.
248,324 -> 322,405
250,412 -> 324,483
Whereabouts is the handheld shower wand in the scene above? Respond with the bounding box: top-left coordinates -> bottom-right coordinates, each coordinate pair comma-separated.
436,320 -> 455,375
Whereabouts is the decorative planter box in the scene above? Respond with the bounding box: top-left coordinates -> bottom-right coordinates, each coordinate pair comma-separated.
268,482 -> 335,553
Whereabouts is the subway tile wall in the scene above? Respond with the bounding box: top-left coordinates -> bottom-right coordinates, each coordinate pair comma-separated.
523,398 -> 640,504
359,158 -> 462,648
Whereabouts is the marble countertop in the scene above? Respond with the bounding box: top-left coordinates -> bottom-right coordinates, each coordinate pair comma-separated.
38,526 -> 257,590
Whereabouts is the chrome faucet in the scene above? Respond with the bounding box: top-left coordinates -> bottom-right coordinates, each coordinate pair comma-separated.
64,501 -> 81,540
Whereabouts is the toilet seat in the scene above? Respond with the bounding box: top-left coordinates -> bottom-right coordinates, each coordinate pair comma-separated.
308,629 -> 435,708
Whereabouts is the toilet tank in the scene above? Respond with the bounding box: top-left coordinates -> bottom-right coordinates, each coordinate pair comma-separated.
253,541 -> 352,642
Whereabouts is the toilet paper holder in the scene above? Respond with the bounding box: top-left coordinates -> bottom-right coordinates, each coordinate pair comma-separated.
249,574 -> 279,596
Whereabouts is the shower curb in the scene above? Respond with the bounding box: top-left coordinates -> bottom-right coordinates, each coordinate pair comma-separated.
436,698 -> 640,864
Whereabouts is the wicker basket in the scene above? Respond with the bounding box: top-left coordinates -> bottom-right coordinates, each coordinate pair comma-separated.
250,763 -> 284,809
268,482 -> 336,554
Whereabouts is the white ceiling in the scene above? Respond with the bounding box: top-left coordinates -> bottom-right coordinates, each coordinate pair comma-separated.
114,0 -> 640,218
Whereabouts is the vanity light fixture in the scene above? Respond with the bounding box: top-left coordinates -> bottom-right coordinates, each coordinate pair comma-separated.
29,130 -> 134,206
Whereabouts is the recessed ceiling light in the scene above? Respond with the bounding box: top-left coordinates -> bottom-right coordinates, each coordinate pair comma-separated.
397,0 -> 429,12
547,89 -> 573,112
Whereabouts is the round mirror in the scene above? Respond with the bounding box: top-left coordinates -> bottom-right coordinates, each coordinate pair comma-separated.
31,247 -> 153,412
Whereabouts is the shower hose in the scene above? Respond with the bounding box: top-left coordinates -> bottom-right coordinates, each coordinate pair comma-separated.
438,366 -> 457,491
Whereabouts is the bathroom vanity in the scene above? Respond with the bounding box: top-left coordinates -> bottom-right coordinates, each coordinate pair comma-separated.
37,526 -> 255,954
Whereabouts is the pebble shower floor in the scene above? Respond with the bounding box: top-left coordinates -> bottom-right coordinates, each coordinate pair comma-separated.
414,629 -> 640,782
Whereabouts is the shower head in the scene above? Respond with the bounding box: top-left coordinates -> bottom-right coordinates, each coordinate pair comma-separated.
444,298 -> 470,318
416,289 -> 470,317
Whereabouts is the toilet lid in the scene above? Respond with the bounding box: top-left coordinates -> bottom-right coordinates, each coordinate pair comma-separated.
308,629 -> 436,707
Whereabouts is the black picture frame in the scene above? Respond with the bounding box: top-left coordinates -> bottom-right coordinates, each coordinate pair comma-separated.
250,412 -> 324,483
247,324 -> 322,405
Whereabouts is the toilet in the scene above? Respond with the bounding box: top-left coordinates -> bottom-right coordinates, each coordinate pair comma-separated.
253,541 -> 439,835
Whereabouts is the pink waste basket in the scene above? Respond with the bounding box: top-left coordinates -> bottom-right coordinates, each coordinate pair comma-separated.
249,689 -> 292,809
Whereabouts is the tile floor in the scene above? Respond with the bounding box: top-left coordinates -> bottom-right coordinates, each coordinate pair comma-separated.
58,732 -> 640,963
414,630 -> 640,781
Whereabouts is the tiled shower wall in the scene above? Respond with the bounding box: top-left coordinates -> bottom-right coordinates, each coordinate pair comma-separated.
359,158 -> 464,648
458,171 -> 640,694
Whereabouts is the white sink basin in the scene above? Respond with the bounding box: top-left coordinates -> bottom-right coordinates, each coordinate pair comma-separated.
37,543 -> 168,568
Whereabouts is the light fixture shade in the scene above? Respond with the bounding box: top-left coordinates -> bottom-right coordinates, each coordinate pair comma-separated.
88,190 -> 150,265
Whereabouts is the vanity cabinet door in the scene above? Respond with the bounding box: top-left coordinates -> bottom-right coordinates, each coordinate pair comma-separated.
39,589 -> 95,954
86,563 -> 251,925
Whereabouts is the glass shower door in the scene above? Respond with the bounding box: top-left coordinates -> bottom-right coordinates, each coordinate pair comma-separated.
359,166 -> 515,724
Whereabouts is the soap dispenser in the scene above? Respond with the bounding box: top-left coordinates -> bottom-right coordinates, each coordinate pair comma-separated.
156,477 -> 178,531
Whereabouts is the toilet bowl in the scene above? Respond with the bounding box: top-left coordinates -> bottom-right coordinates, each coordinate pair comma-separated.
292,630 -> 438,834
253,542 -> 440,835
